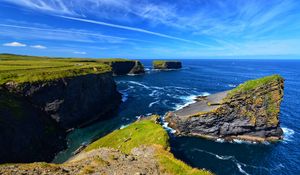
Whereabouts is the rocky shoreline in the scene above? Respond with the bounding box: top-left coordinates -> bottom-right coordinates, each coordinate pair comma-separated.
165,75 -> 284,142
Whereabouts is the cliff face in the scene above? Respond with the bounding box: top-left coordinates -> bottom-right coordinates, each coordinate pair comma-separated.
166,75 -> 284,142
0,117 -> 213,175
5,73 -> 122,129
109,61 -> 145,75
153,61 -> 182,69
0,88 -> 66,163
0,72 -> 122,163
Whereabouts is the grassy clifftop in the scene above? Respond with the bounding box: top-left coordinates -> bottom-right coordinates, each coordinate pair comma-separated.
0,54 -> 139,85
84,116 -> 212,175
0,116 -> 213,175
227,74 -> 283,98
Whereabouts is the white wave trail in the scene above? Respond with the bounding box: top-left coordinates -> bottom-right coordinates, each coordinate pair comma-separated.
282,127 -> 295,142
149,100 -> 160,107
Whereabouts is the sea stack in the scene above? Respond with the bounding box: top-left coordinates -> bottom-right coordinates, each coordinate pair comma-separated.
165,75 -> 284,142
153,60 -> 182,70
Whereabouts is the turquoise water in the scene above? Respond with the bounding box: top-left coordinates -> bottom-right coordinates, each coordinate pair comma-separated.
54,59 -> 299,175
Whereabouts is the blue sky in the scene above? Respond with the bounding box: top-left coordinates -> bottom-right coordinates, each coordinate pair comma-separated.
0,0 -> 300,59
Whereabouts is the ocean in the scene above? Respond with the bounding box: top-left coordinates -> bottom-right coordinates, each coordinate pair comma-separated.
53,59 -> 300,175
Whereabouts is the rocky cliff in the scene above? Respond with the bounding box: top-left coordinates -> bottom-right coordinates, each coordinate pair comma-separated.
165,75 -> 284,142
153,60 -> 182,69
108,60 -> 145,75
0,54 -> 149,164
0,88 -> 66,163
4,72 -> 121,129
0,116 -> 213,175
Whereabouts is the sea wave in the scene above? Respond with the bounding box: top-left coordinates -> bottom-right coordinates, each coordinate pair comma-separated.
174,92 -> 210,110
228,84 -> 237,88
282,127 -> 295,142
237,163 -> 250,175
149,100 -> 160,107
192,148 -> 276,174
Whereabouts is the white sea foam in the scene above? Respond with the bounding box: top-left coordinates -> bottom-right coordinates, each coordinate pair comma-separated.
232,139 -> 256,145
120,124 -> 129,129
237,163 -> 250,175
149,100 -> 160,107
127,81 -> 151,89
161,117 -> 176,134
174,95 -> 197,110
228,84 -> 237,88
120,92 -> 128,102
282,127 -> 295,142
215,155 -> 233,160
149,90 -> 158,97
174,92 -> 210,110
216,138 -> 225,143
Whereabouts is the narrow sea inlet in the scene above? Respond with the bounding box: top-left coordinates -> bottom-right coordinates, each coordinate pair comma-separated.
54,59 -> 300,175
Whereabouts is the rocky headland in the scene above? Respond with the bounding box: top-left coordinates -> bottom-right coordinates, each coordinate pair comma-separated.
0,116 -> 213,175
105,60 -> 145,75
153,60 -> 182,70
165,75 -> 284,142
0,54 -> 141,163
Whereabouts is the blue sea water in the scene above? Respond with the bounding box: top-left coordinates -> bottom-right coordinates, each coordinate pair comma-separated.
54,59 -> 300,175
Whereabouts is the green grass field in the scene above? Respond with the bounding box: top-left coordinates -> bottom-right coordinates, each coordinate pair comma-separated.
0,54 -> 134,85
84,116 -> 213,175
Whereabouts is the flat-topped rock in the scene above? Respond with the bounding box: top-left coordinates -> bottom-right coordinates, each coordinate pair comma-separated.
153,60 -> 182,69
166,75 -> 284,142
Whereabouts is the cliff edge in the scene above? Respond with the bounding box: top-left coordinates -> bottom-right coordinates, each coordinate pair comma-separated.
165,75 -> 284,142
0,116 -> 213,175
0,56 -> 122,163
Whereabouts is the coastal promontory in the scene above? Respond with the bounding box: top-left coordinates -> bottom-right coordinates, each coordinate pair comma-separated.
153,60 -> 182,70
0,54 -> 145,163
0,116 -> 213,175
165,75 -> 284,142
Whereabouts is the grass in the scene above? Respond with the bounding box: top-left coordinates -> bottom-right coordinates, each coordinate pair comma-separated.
0,54 -> 138,85
0,116 -> 213,175
84,116 -> 213,175
227,75 -> 283,97
84,116 -> 169,153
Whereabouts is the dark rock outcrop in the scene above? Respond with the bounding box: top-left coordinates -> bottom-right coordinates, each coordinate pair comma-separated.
153,60 -> 182,70
0,88 -> 66,163
166,75 -> 284,142
109,61 -> 145,75
0,72 -> 122,163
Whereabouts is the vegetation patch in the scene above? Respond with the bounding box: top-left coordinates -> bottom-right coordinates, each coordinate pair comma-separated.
227,75 -> 283,98
84,116 -> 169,153
0,54 -> 139,85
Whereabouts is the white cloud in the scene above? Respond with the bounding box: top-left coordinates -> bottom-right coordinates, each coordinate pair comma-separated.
31,45 -> 47,49
59,16 -> 209,46
73,51 -> 86,55
3,42 -> 26,47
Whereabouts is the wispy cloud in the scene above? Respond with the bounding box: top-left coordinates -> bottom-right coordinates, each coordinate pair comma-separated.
31,45 -> 47,49
59,16 -> 209,46
2,0 -> 300,56
0,23 -> 128,43
73,51 -> 86,55
3,42 -> 26,47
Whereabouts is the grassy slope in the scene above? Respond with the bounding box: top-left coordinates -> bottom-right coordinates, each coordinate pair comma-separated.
0,54 -> 136,85
227,74 -> 283,97
85,116 -> 212,175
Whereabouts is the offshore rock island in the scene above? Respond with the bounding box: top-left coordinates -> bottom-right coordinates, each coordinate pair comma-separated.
153,60 -> 182,70
166,75 -> 284,142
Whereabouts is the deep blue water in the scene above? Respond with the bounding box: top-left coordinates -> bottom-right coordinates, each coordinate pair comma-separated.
54,59 -> 300,175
